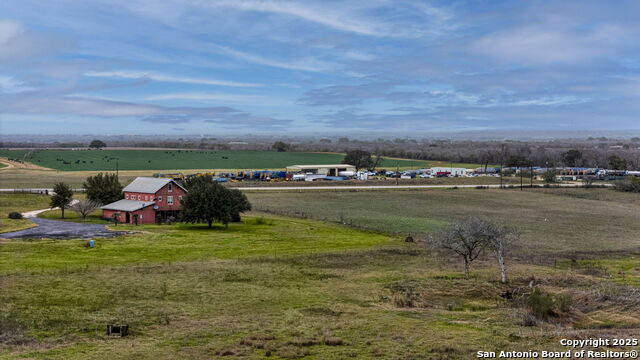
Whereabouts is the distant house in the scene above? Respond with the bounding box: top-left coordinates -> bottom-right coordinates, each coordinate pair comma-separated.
101,177 -> 187,224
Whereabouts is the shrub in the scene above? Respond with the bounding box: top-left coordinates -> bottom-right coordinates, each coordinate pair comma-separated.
527,288 -> 555,319
253,216 -> 273,226
524,289 -> 572,320
614,177 -> 640,193
555,293 -> 572,313
515,309 -> 538,327
8,211 -> 23,219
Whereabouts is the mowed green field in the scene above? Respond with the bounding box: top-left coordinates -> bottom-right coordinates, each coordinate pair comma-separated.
0,149 -> 424,171
0,193 -> 51,233
1,190 -> 639,359
247,188 -> 640,256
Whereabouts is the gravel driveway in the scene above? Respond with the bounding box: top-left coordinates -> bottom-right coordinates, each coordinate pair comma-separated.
1,218 -> 125,239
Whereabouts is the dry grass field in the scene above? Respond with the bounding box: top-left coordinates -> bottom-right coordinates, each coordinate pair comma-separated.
247,188 -> 640,256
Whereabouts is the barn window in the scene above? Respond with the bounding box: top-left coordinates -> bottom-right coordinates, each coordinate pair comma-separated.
158,196 -> 162,202
125,194 -> 129,199
167,196 -> 173,205
138,195 -> 141,200
145,195 -> 148,201
168,183 -> 173,192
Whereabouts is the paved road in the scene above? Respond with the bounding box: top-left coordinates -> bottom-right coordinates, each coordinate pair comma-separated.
0,183 -> 610,193
1,217 -> 124,239
22,199 -> 79,218
235,183 -> 611,191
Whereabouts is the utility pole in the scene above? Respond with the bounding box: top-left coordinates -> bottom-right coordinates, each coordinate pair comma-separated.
116,160 -> 119,178
530,162 -> 533,188
520,162 -> 523,191
500,144 -> 506,189
396,162 -> 399,185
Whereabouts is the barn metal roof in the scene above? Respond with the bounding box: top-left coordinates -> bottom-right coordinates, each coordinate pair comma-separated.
122,177 -> 186,194
101,199 -> 155,212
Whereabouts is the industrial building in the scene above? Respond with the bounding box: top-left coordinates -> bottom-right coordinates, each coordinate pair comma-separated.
286,164 -> 356,176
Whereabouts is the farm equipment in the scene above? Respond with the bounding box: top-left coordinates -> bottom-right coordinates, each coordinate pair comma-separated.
153,173 -> 184,181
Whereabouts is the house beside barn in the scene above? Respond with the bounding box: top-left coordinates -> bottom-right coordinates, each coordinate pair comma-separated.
101,177 -> 187,224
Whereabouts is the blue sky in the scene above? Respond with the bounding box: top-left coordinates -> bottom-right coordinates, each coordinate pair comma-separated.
1,0 -> 640,135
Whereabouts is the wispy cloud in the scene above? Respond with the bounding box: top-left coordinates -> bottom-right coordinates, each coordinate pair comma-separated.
146,92 -> 291,106
0,76 -> 34,93
212,45 -> 337,73
0,92 -> 291,129
85,70 -> 262,87
208,0 -> 394,37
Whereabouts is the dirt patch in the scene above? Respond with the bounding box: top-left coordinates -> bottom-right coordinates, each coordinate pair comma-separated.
0,158 -> 52,171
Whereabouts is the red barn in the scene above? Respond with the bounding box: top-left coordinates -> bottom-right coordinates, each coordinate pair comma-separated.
101,177 -> 187,224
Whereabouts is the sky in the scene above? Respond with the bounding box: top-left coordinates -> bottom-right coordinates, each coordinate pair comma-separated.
1,0 -> 640,136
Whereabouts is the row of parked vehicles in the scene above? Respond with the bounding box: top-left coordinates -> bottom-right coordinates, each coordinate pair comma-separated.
153,166 -> 640,183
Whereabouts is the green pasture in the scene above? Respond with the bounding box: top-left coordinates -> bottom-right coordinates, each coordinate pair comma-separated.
0,149 -> 425,171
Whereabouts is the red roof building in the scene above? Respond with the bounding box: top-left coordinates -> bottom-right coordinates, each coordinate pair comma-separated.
101,177 -> 187,224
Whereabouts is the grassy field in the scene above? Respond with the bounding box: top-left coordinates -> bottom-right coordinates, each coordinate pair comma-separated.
0,193 -> 51,233
1,189 -> 639,359
246,188 -> 640,256
0,150 -> 426,171
38,207 -> 105,224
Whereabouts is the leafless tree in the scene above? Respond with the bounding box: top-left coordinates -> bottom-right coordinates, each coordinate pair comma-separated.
70,199 -> 102,220
428,217 -> 518,282
485,225 -> 519,284
428,217 -> 488,279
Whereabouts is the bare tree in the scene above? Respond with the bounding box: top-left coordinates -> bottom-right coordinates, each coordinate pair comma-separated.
70,199 -> 102,220
428,217 -> 488,279
428,217 -> 519,282
485,225 -> 519,284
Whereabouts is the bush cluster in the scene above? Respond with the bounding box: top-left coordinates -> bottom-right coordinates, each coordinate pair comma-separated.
614,177 -> 640,193
8,211 -> 23,219
525,288 -> 572,320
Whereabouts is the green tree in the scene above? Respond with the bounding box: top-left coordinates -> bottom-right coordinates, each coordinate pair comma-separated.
271,141 -> 293,152
181,179 -> 251,228
342,149 -> 382,171
542,168 -> 557,183
89,139 -> 107,149
83,173 -> 123,204
562,149 -> 583,167
229,189 -> 252,222
608,155 -> 628,170
50,182 -> 73,219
